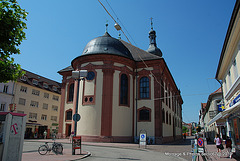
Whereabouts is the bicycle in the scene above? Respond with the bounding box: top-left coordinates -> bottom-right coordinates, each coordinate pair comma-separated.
38,141 -> 63,155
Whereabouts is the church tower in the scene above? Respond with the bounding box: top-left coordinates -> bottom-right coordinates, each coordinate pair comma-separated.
146,19 -> 162,57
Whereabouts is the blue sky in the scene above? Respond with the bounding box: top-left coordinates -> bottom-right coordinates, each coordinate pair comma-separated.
15,0 -> 236,123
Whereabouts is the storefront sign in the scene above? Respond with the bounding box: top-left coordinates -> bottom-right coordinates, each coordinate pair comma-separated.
216,122 -> 225,126
217,103 -> 225,112
230,93 -> 240,107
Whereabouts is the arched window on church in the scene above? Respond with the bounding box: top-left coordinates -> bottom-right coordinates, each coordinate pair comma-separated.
138,107 -> 151,122
140,76 -> 149,99
120,74 -> 128,105
68,83 -> 74,102
65,109 -> 72,121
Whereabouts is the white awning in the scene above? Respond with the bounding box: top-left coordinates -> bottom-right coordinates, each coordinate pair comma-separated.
222,101 -> 240,117
207,112 -> 223,126
207,101 -> 240,126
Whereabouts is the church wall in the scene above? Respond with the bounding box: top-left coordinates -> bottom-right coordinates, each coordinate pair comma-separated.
136,74 -> 155,137
112,70 -> 133,136
77,69 -> 103,136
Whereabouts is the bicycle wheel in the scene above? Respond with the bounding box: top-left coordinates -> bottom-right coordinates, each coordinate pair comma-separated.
38,145 -> 48,155
52,144 -> 63,155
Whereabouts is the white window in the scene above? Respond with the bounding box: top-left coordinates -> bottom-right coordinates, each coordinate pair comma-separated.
52,105 -> 58,112
0,103 -> 5,111
29,113 -> 37,119
44,93 -> 49,99
43,103 -> 48,110
227,71 -> 232,89
43,83 -> 48,88
20,76 -> 27,81
30,100 -> 39,108
32,89 -> 40,96
20,86 -> 27,93
19,98 -> 26,105
51,116 -> 57,122
233,59 -> 239,80
32,79 -> 38,85
3,85 -> 8,93
52,95 -> 59,101
41,115 -> 47,120
52,86 -> 57,91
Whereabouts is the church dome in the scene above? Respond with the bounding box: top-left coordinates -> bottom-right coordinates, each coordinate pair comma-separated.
147,45 -> 162,57
82,32 -> 133,59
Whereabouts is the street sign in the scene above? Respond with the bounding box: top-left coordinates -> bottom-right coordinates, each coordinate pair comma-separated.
73,114 -> 81,122
197,138 -> 204,147
140,133 -> 146,142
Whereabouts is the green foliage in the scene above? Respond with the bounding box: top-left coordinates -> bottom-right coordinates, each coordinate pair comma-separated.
182,126 -> 189,133
0,0 -> 27,82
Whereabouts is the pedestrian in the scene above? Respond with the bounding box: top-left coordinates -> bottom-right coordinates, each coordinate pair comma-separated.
214,134 -> 224,153
183,133 -> 186,141
225,136 -> 232,158
43,130 -> 47,139
70,131 -> 74,143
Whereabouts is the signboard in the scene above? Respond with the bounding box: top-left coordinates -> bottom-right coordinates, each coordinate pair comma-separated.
217,103 -> 225,112
73,114 -> 81,122
139,130 -> 147,148
230,93 -> 240,107
140,133 -> 146,142
197,138 -> 204,147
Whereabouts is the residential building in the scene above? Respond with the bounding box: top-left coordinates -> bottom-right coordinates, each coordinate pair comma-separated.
199,88 -> 223,142
0,81 -> 15,112
58,25 -> 183,144
0,69 -> 61,139
215,0 -> 240,156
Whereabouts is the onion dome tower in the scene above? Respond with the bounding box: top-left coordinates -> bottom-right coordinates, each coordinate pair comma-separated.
146,18 -> 162,57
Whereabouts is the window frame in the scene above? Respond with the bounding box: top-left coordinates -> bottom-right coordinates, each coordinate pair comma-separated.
137,106 -> 151,122
139,76 -> 151,99
119,73 -> 129,107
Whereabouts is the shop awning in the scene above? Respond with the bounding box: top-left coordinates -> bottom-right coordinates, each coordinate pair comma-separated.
26,122 -> 42,126
207,101 -> 240,126
222,101 -> 240,117
207,112 -> 223,126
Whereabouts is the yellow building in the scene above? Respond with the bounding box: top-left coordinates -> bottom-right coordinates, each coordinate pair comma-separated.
13,69 -> 61,139
215,0 -> 240,156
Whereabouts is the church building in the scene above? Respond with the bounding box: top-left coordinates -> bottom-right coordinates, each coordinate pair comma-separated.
58,25 -> 183,144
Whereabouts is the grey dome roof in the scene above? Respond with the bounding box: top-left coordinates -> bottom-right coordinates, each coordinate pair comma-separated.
147,45 -> 162,57
82,32 -> 133,59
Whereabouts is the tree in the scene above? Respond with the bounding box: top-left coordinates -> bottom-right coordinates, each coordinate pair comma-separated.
182,126 -> 189,134
0,0 -> 27,82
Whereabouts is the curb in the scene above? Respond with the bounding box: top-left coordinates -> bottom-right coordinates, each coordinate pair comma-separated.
69,151 -> 91,161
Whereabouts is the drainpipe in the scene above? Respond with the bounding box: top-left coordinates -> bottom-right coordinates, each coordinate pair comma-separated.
135,63 -> 138,141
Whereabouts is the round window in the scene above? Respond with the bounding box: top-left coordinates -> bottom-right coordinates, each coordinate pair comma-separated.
86,71 -> 95,81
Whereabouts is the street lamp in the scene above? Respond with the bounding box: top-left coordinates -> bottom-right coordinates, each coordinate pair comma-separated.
72,70 -> 88,136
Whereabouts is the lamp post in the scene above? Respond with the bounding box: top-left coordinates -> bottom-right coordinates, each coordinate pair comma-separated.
72,70 -> 88,136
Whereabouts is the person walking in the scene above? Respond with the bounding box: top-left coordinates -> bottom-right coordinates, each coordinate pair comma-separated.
226,136 -> 232,158
43,130 -> 47,139
214,134 -> 224,153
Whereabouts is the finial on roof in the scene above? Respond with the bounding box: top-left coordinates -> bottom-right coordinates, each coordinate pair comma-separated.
150,17 -> 153,30
105,20 -> 108,32
118,31 -> 121,39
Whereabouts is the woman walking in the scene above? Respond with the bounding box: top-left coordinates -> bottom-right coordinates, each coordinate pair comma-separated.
214,134 -> 224,153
